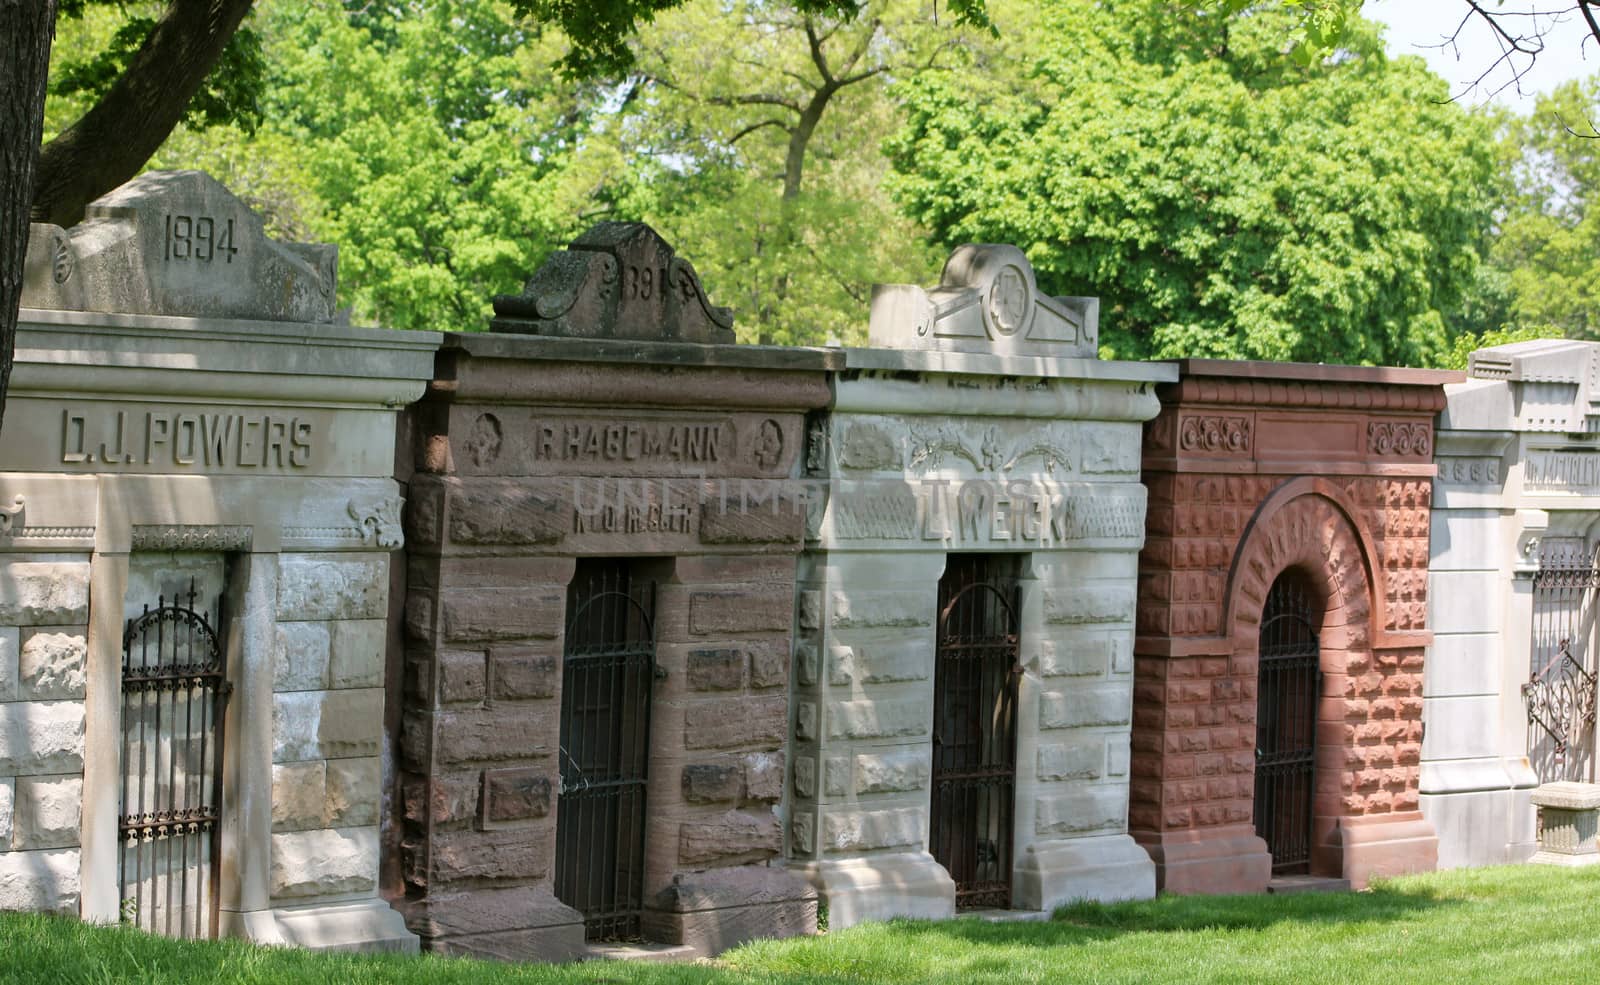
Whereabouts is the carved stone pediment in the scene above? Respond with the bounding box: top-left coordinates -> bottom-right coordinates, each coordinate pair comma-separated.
491,222 -> 734,343
868,244 -> 1097,358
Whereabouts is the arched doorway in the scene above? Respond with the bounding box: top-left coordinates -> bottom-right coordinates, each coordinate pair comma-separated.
1253,569 -> 1321,875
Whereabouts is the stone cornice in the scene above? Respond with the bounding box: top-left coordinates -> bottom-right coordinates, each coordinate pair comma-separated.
1158,363 -> 1452,415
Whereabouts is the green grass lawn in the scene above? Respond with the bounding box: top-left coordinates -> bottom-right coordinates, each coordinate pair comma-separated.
5,865 -> 1599,984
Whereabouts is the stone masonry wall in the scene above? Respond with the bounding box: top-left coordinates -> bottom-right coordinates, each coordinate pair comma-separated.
270,552 -> 390,903
0,557 -> 91,913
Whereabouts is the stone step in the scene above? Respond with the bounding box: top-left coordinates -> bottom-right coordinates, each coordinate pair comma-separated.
583,941 -> 700,963
957,907 -> 1051,922
1266,875 -> 1351,895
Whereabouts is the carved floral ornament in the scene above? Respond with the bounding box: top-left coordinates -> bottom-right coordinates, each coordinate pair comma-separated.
1178,415 -> 1251,454
0,496 -> 23,535
1367,421 -> 1432,458
349,495 -> 405,549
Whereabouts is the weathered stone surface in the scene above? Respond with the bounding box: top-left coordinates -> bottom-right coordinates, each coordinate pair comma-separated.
793,756 -> 816,798
431,826 -> 550,884
484,768 -> 551,823
822,807 -> 924,852
828,591 -> 929,629
1043,586 -> 1136,625
272,689 -> 382,762
0,778 -> 12,846
18,632 -> 86,700
698,498 -> 805,545
683,695 -> 787,751
1038,742 -> 1104,781
438,650 -> 487,704
274,622 -> 331,692
689,587 -> 792,635
0,701 -> 84,775
854,751 -> 929,794
272,761 -> 327,831
687,648 -> 744,691
0,848 -> 79,913
488,648 -> 557,700
447,485 -> 565,546
271,827 -> 379,898
0,627 -> 18,702
747,640 -> 787,689
1040,687 -> 1131,729
827,698 -> 928,740
0,563 -> 89,627
683,764 -> 743,804
278,555 -> 387,622
435,704 -> 559,765
441,588 -> 563,643
827,641 -> 929,685
404,773 -> 480,826
823,757 -> 849,797
679,809 -> 782,864
1035,787 -> 1126,836
327,757 -> 381,827
744,752 -> 785,802
1037,637 -> 1112,678
331,620 -> 386,689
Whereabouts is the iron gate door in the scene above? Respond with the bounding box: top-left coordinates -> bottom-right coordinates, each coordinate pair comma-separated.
1524,539 -> 1600,783
119,580 -> 231,938
930,554 -> 1020,909
1253,571 -> 1321,875
554,560 -> 656,941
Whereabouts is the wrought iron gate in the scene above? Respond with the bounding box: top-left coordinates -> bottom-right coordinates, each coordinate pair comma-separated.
554,560 -> 656,941
1253,571 -> 1320,876
930,554 -> 1020,909
1524,539 -> 1600,783
119,580 -> 230,939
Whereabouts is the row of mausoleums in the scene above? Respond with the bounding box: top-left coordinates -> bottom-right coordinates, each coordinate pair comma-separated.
0,172 -> 1591,961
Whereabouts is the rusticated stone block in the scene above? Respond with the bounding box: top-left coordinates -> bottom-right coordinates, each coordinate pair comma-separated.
687,648 -> 745,691
431,826 -> 550,884
274,622 -> 331,692
484,768 -> 552,823
683,695 -> 786,751
679,809 -> 781,865
0,627 -> 16,702
438,650 -> 487,704
0,701 -> 84,775
0,848 -> 78,913
1043,586 -> 1136,625
447,484 -> 565,546
1038,742 -> 1103,781
277,555 -> 387,622
683,764 -> 743,804
270,827 -> 378,898
435,704 -> 558,765
271,689 -> 381,762
1040,686 -> 1131,729
330,619 -> 386,689
488,647 -> 557,700
689,587 -> 792,635
827,640 -> 928,685
1037,637 -> 1111,678
744,752 -> 784,802
828,591 -> 929,629
0,563 -> 89,626
0,778 -> 11,845
827,698 -> 928,740
747,640 -> 787,689
272,761 -> 327,831
1035,786 -> 1126,836
404,772 -> 480,826
441,587 -> 563,642
699,497 -> 805,545
853,751 -> 929,794
326,757 -> 380,827
12,775 -> 82,850
18,631 -> 86,700
822,807 -> 923,852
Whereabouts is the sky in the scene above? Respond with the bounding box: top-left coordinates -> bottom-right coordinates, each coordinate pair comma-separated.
1364,0 -> 1598,113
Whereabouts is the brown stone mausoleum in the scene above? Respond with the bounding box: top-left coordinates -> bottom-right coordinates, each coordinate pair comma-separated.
1132,361 -> 1450,892
391,225 -> 838,959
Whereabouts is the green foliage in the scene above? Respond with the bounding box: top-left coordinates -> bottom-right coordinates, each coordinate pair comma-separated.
49,2 -> 266,135
887,0 -> 1502,366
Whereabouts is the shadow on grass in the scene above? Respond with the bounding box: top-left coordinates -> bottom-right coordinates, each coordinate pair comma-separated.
874,881 -> 1459,949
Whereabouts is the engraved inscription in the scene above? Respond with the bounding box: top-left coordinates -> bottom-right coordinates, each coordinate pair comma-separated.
533,420 -> 730,464
1525,450 -> 1600,492
163,214 -> 239,264
59,408 -> 314,469
573,480 -> 694,534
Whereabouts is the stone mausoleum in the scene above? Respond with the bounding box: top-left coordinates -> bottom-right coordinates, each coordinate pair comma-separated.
787,246 -> 1171,926
394,224 -> 837,959
0,172 -> 435,949
1425,339 -> 1600,868
1132,361 -> 1451,892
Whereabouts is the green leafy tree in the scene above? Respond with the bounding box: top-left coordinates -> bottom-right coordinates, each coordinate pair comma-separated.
888,0 -> 1503,366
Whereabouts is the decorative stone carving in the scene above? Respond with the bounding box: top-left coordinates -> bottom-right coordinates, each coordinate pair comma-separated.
128,524 -> 252,551
868,244 -> 1097,357
22,170 -> 337,322
491,223 -> 734,343
1367,421 -> 1432,457
0,496 -> 23,536
1178,415 -> 1251,454
349,496 -> 405,549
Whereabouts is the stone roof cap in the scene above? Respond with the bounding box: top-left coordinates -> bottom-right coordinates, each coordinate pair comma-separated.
1468,338 -> 1595,382
1168,359 -> 1463,387
1457,339 -> 1600,433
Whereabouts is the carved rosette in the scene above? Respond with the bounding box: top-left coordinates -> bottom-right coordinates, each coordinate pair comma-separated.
349,496 -> 405,549
1178,415 -> 1251,454
1367,421 -> 1431,458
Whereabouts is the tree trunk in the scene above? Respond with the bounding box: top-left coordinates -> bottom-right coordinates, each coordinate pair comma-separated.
30,0 -> 255,227
0,0 -> 59,436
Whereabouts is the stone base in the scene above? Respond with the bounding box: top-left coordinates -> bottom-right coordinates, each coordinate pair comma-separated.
1134,826 -> 1270,895
398,885 -> 586,961
1014,834 -> 1156,911
271,899 -> 419,953
1420,787 -> 1536,869
1529,848 -> 1600,867
790,852 -> 955,930
1338,812 -> 1438,889
641,865 -> 816,956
